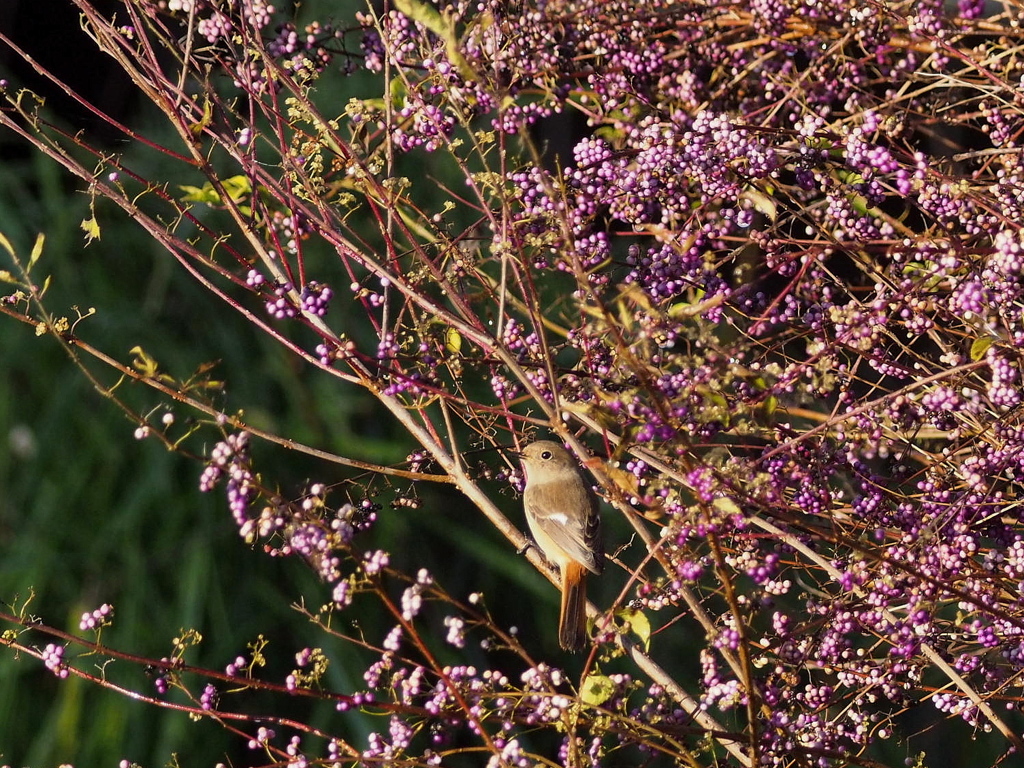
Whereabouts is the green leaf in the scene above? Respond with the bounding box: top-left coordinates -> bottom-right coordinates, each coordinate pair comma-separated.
180,176 -> 251,206
392,0 -> 476,85
220,175 -> 252,203
387,76 -> 408,110
393,0 -> 446,34
970,336 -> 994,361
579,674 -> 616,706
179,184 -> 220,205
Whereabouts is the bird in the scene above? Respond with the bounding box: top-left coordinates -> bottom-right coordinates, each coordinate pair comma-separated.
518,440 -> 603,651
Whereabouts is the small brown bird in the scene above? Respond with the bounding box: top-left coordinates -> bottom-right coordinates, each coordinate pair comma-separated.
519,440 -> 603,651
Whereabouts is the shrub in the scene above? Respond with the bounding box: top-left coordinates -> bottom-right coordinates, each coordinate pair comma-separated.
2,0 -> 1024,765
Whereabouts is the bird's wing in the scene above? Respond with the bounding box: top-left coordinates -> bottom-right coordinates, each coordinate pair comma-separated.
526,480 -> 603,575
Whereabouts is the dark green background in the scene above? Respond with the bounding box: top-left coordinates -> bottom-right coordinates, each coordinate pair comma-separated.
0,1 -> 563,764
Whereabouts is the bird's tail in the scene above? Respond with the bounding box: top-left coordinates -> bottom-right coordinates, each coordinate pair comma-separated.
559,561 -> 588,652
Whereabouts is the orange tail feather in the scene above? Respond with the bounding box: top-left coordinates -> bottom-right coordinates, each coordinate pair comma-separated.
559,561 -> 588,652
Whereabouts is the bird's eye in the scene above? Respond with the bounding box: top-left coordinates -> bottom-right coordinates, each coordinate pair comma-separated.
541,450 -> 552,460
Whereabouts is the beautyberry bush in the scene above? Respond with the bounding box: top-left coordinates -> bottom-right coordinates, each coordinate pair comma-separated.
2,0 -> 1024,766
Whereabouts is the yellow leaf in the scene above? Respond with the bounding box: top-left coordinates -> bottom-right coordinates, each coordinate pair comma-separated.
81,216 -> 101,243
189,97 -> 214,138
0,231 -> 14,258
579,674 -> 616,706
970,337 -> 994,362
712,496 -> 742,516
741,186 -> 777,221
28,233 -> 45,269
445,328 -> 462,354
618,608 -> 651,649
668,290 -> 725,320
129,345 -> 160,377
603,465 -> 639,498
